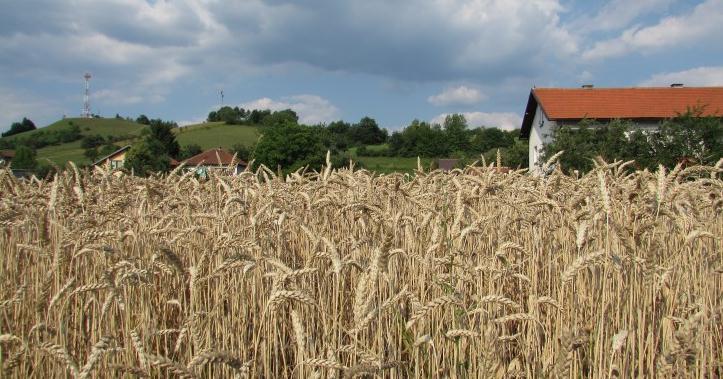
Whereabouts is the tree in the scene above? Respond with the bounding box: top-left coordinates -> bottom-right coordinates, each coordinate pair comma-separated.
2,117 -> 36,137
231,143 -> 253,162
350,117 -> 387,145
442,114 -> 470,152
124,138 -> 170,176
84,147 -> 99,163
253,123 -> 328,173
80,134 -> 105,149
262,109 -> 298,127
145,119 -> 180,158
136,115 -> 150,125
11,145 -> 37,170
179,144 -> 203,160
469,127 -> 515,153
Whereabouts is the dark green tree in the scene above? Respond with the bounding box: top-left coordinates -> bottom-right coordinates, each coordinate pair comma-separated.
84,147 -> 99,162
442,114 -> 470,152
262,109 -> 298,127
350,117 -> 387,145
231,143 -> 253,162
11,145 -> 37,170
136,115 -> 150,125
253,123 -> 327,173
179,144 -> 203,160
145,119 -> 180,158
124,138 -> 170,176
2,117 -> 36,137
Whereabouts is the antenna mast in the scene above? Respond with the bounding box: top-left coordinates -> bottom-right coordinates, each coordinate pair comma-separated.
82,72 -> 92,118
220,89 -> 224,106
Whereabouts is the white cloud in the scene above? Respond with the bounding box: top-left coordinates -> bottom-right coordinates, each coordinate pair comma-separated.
0,88 -> 61,132
240,95 -> 340,125
582,0 -> 723,61
640,66 -> 723,86
428,86 -> 486,106
432,112 -> 522,130
575,0 -> 675,33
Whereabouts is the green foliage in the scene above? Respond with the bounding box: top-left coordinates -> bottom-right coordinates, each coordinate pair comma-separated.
541,109 -> 723,173
481,139 -> 529,169
136,114 -> 150,125
83,147 -> 99,162
231,143 -> 253,162
143,119 -> 180,158
389,120 -> 448,157
124,138 -> 170,176
12,145 -> 37,170
253,123 -> 328,173
350,117 -> 387,145
470,127 -> 515,153
443,114 -> 469,152
261,109 -> 298,127
179,144 -> 203,160
80,134 -> 105,149
0,123 -> 82,150
2,118 -> 36,137
98,144 -> 121,157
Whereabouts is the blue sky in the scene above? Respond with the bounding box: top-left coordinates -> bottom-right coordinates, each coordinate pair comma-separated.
1,0 -> 722,132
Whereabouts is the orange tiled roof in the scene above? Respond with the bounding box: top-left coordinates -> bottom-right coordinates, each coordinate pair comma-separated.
534,87 -> 723,120
520,86 -> 723,138
184,148 -> 247,166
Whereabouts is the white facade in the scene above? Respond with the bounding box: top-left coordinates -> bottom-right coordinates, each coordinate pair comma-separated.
528,105 -> 556,173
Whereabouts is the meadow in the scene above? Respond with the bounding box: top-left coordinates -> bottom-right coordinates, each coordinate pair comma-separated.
0,158 -> 721,378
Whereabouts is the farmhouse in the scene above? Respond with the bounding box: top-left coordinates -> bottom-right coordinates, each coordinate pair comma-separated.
0,150 -> 15,166
183,148 -> 247,177
94,145 -> 130,169
519,85 -> 723,171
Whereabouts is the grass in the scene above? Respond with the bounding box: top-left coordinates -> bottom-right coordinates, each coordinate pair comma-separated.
1,162 -> 720,377
355,156 -> 434,173
175,122 -> 261,149
3,117 -> 145,141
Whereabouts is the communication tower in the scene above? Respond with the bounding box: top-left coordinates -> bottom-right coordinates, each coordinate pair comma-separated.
82,73 -> 92,118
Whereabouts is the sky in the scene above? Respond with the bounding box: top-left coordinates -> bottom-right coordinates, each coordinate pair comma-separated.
1,0 -> 722,133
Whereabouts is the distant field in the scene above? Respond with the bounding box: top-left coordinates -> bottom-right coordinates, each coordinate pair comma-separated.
175,122 -> 261,149
354,156 -> 434,173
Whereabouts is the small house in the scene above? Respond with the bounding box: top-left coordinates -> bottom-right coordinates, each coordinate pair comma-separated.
94,146 -> 130,169
183,148 -> 247,177
0,150 -> 15,167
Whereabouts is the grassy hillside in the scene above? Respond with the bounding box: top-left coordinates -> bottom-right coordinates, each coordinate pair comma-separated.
4,117 -> 145,141
175,122 -> 261,149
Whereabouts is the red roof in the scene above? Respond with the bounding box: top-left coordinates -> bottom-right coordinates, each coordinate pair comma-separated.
521,86 -> 723,138
535,87 -> 723,120
0,150 -> 15,159
183,148 -> 247,166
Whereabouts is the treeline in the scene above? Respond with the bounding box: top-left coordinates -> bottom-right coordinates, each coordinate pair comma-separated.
1,118 -> 36,137
0,122 -> 82,150
357,114 -> 528,168
207,106 -> 300,126
542,108 -> 723,173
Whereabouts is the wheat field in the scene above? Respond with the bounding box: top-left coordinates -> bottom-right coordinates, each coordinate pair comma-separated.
0,157 -> 721,378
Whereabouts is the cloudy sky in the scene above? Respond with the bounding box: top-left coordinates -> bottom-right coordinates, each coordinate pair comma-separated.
1,0 -> 722,132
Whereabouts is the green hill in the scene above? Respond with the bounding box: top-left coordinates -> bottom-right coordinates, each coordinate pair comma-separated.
175,122 -> 261,149
1,118 -> 263,166
4,117 -> 146,141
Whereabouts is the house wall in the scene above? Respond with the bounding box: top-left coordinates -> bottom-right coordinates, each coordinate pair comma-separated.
528,105 -> 556,173
528,108 -> 664,174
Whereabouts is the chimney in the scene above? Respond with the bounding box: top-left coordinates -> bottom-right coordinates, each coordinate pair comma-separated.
670,83 -> 684,88
581,84 -> 594,89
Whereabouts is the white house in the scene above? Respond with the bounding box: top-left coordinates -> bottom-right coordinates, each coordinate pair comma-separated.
519,85 -> 723,171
